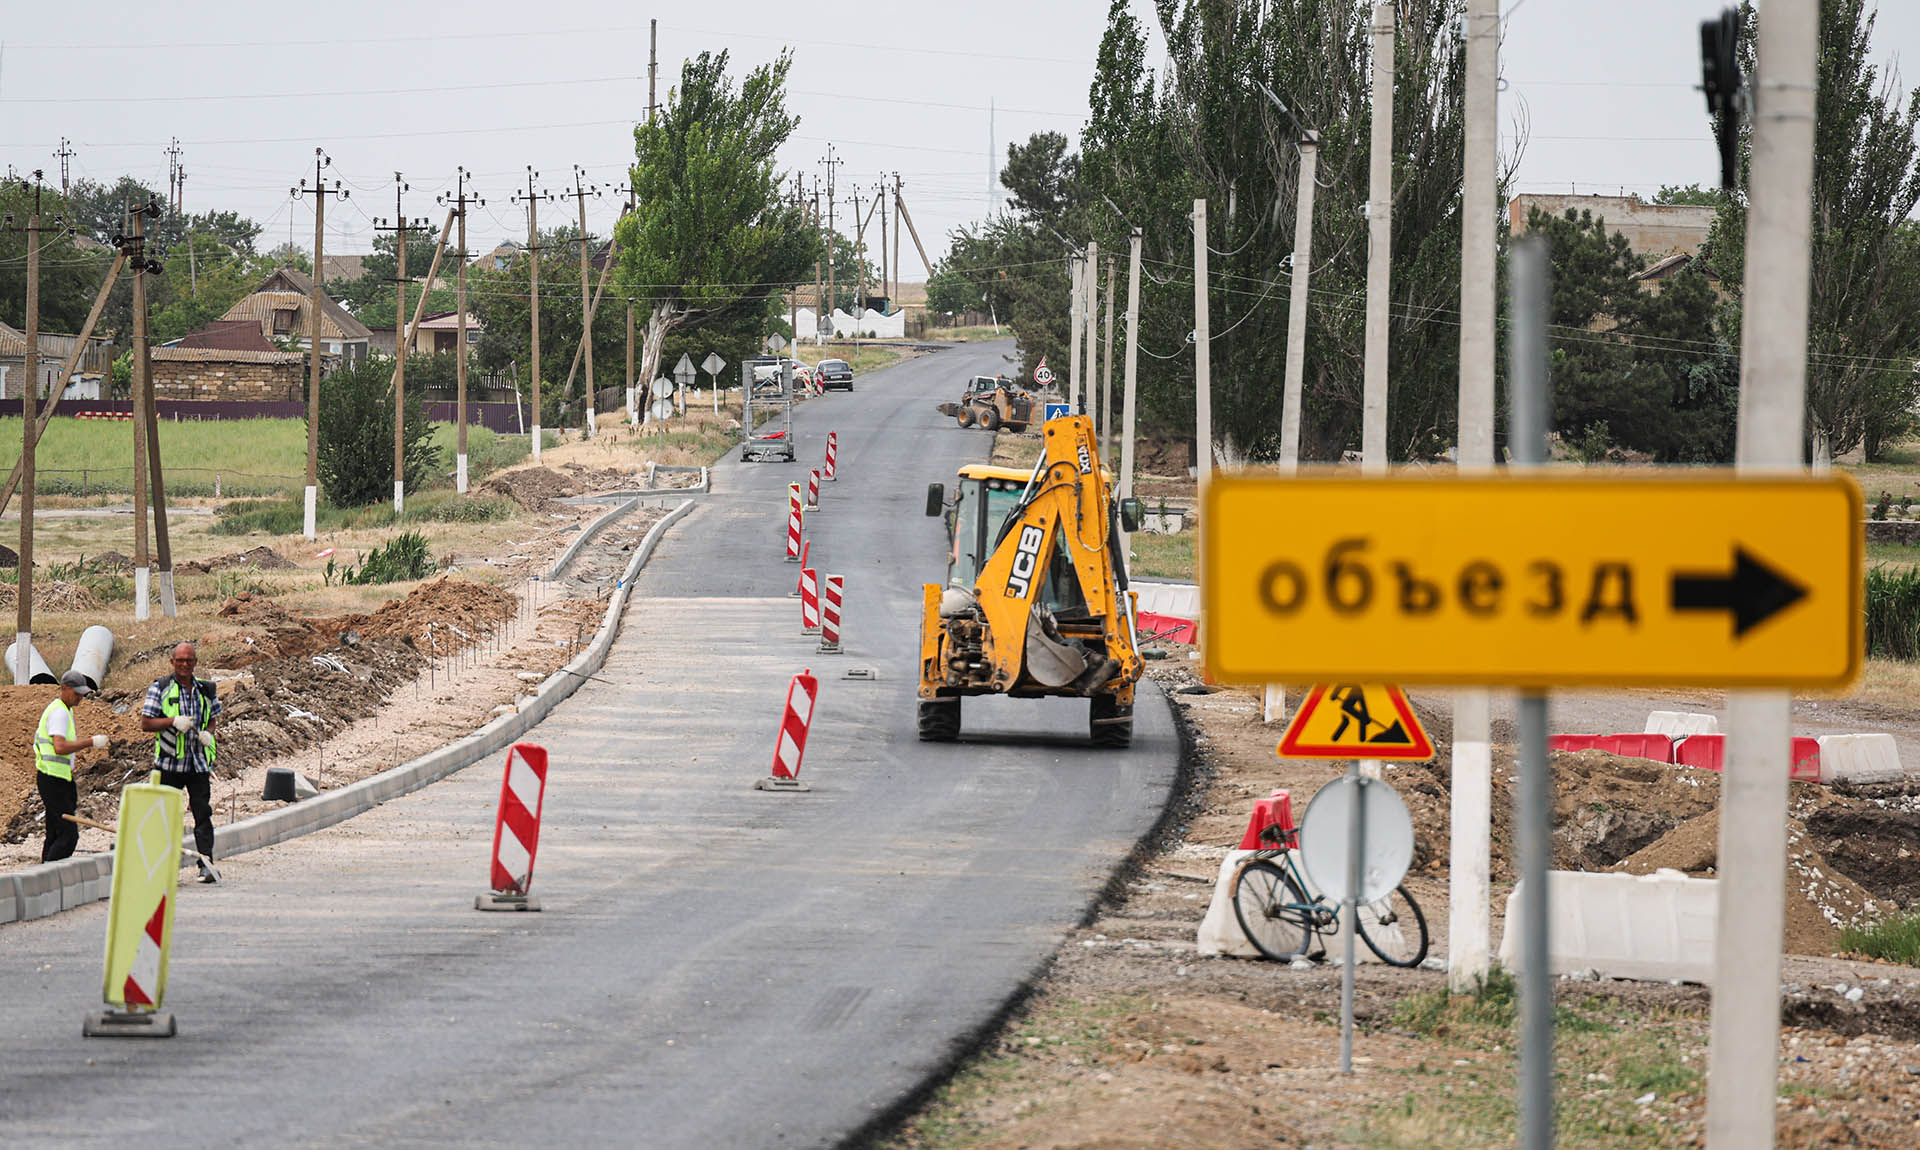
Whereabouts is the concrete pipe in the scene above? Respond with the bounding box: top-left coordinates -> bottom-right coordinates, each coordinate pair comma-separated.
69,625 -> 116,692
5,638 -> 57,685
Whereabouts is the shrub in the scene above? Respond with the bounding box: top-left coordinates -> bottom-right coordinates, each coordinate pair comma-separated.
1839,910 -> 1920,965
316,356 -> 441,507
338,531 -> 435,585
1866,563 -> 1920,660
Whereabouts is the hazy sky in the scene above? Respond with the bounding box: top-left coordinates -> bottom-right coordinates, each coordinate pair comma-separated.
1,1 -> 1915,272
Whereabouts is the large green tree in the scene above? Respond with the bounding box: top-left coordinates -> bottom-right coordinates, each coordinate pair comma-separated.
615,50 -> 819,421
1710,0 -> 1920,460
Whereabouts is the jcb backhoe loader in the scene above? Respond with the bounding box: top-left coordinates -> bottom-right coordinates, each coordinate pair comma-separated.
918,414 -> 1146,746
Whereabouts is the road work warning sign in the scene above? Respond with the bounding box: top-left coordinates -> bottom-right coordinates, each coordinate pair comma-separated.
1277,684 -> 1434,761
1203,473 -> 1863,689
101,773 -> 184,1010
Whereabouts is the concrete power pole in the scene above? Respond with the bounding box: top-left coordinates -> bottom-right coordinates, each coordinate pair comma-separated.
438,168 -> 481,489
819,146 -> 843,338
375,174 -> 430,514
649,19 -> 659,124
1451,0 -> 1501,995
877,176 -> 890,313
513,168 -> 550,461
850,183 -> 864,338
9,172 -> 45,677
1362,1 -> 1395,474
1084,238 -> 1099,418
293,148 -> 346,540
1119,228 -> 1142,550
1710,0 -> 1819,1143
1193,198 -> 1211,492
561,167 -> 602,437
892,174 -> 904,322
1068,253 -> 1083,408
54,138 -> 73,196
1101,257 -> 1115,458
128,203 -> 155,621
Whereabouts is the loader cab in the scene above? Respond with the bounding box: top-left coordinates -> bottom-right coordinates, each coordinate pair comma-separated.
936,465 -> 1087,613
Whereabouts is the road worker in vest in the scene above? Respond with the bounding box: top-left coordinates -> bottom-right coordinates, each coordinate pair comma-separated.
139,641 -> 223,883
36,669 -> 109,862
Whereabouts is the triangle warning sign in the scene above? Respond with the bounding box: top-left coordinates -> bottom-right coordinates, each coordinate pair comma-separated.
1276,684 -> 1435,761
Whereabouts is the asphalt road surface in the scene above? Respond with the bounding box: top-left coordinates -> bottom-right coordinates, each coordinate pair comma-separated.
0,341 -> 1181,1148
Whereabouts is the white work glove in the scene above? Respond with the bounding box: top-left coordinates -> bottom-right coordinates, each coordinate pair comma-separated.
196,731 -> 213,748
91,734 -> 108,749
171,715 -> 194,732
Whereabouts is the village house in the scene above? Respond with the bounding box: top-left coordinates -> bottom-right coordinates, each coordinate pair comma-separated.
0,320 -> 114,400
149,319 -> 309,402
219,267 -> 373,362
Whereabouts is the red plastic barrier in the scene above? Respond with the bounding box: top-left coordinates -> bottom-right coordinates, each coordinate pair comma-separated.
1237,789 -> 1296,850
1792,737 -> 1821,781
1673,733 -> 1723,771
1136,611 -> 1196,645
1550,733 -> 1673,762
1549,734 -> 1607,753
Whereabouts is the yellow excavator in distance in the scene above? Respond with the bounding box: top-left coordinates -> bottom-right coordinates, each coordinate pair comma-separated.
918,414 -> 1146,747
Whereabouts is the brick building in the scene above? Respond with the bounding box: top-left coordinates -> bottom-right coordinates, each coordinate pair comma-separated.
150,319 -> 309,401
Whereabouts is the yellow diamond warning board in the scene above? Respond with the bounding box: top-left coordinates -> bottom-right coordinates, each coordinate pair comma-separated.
1277,684 -> 1435,761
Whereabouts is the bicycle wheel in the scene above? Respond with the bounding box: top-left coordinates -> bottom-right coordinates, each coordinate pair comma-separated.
1356,884 -> 1430,968
1231,860 -> 1315,962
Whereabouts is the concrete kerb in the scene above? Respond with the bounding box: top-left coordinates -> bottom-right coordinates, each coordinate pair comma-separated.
546,495 -> 645,583
0,498 -> 697,927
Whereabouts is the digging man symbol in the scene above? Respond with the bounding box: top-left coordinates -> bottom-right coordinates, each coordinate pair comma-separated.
140,641 -> 223,883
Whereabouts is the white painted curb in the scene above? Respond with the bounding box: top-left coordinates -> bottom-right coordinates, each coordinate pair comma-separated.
0,498 -> 697,927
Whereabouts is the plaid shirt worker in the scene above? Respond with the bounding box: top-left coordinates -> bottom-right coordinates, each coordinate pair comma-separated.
142,672 -> 223,773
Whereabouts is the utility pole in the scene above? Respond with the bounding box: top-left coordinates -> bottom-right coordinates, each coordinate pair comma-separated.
437,168 -> 481,488
1451,0 -> 1500,995
877,175 -> 890,313
892,174 -> 904,318
819,145 -> 843,336
375,173 -> 430,513
1710,0 -> 1819,1143
610,180 -> 639,423
1267,124 -> 1321,726
1193,198 -> 1211,491
128,202 -> 155,622
648,19 -> 659,124
165,138 -> 182,218
512,168 -> 550,461
1084,239 -> 1099,416
292,148 -> 346,540
560,167 -> 602,436
1068,253 -> 1083,408
1102,257 -> 1115,456
813,183 -> 824,344
850,183 -> 864,338
1119,227 -> 1142,552
5,171 -> 51,676
1362,1 -> 1395,473
54,138 -> 73,196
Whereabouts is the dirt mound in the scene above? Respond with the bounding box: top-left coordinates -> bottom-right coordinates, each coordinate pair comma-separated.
1552,752 -> 1720,870
0,581 -> 102,613
481,467 -> 579,511
559,461 -> 634,490
93,551 -> 133,572
1804,806 -> 1920,906
178,546 -> 296,575
214,579 -> 515,668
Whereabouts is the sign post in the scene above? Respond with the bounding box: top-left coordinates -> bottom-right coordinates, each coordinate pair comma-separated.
701,351 -> 727,415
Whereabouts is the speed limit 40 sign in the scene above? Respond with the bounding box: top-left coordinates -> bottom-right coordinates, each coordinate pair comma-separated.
1033,356 -> 1054,387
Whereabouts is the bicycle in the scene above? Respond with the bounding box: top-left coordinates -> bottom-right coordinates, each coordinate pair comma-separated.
1229,823 -> 1430,968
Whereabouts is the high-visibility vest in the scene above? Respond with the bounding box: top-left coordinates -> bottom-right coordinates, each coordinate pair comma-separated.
35,698 -> 74,781
154,677 -> 217,767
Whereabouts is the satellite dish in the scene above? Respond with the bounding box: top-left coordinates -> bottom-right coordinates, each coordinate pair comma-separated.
1295,775 -> 1414,904
651,397 -> 674,421
655,377 -> 675,398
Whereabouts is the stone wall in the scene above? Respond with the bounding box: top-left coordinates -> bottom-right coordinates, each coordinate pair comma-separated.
149,358 -> 306,402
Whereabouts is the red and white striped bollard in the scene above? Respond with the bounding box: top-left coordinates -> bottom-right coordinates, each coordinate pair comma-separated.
756,668 -> 817,792
805,467 -> 822,512
818,574 -> 844,653
800,567 -> 821,633
477,742 -> 548,910
785,482 -> 803,562
824,431 -> 837,481
790,539 -> 810,597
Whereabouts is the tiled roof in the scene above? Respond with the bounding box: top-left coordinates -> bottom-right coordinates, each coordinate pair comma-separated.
222,267 -> 373,341
150,347 -> 308,365
174,320 -> 281,352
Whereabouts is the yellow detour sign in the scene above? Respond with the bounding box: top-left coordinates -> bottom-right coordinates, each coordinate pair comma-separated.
1203,473 -> 1863,689
101,772 -> 183,1011
1278,684 -> 1435,761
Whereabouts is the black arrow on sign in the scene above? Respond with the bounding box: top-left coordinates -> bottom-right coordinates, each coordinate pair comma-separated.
1669,547 -> 1808,637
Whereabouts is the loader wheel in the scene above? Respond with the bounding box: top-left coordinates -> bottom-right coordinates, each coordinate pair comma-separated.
918,698 -> 962,742
1089,694 -> 1133,749
979,406 -> 1002,432
957,407 -> 977,428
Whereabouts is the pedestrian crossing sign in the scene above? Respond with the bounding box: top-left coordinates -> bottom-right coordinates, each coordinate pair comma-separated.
1276,684 -> 1434,761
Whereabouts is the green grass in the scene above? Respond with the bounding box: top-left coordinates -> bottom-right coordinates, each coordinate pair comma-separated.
1838,909 -> 1920,965
211,490 -> 515,536
1866,563 -> 1920,660
1127,530 -> 1195,581
1868,540 -> 1920,566
796,344 -> 911,375
922,324 -> 1008,342
0,417 -> 533,499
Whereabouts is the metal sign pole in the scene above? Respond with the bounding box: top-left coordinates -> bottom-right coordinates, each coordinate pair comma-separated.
1510,235 -> 1554,1149
1340,762 -> 1365,1075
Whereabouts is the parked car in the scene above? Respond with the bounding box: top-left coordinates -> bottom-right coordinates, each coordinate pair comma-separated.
816,358 -> 854,391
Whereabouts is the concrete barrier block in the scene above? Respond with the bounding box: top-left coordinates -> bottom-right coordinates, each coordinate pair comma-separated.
17,864 -> 62,920
1645,710 -> 1718,737
0,873 -> 20,924
1497,869 -> 1716,983
1816,733 -> 1904,785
